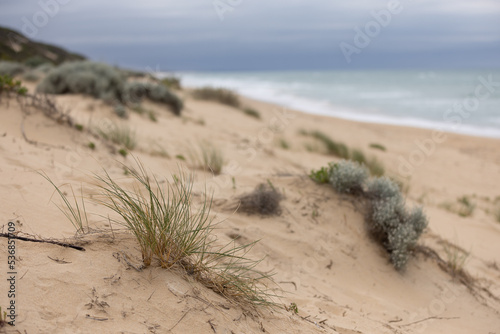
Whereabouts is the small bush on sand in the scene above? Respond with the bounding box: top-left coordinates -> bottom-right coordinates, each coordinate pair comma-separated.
22,70 -> 41,82
237,183 -> 283,216
457,196 -> 475,217
37,61 -> 125,102
124,81 -> 183,115
114,104 -> 128,119
309,165 -> 331,184
243,108 -> 261,119
0,75 -> 28,97
192,87 -> 241,108
495,205 -> 500,223
35,63 -> 55,74
24,56 -> 50,68
311,160 -> 428,270
161,76 -> 182,90
0,61 -> 27,77
329,160 -> 369,195
43,163 -> 277,307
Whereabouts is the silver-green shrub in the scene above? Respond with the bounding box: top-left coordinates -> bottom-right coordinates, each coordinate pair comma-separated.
0,61 -> 27,76
37,61 -> 125,102
367,177 -> 400,200
367,179 -> 428,270
36,63 -> 55,74
124,81 -> 183,115
329,160 -> 369,195
315,159 -> 428,270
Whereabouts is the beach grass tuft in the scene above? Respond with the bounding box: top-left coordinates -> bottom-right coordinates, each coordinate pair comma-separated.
43,162 -> 278,307
189,141 -> 225,175
192,87 -> 241,108
97,122 -> 137,150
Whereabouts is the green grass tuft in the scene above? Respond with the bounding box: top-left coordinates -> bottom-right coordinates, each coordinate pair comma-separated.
97,122 -> 137,150
369,143 -> 386,151
41,163 -> 278,307
192,87 -> 241,108
189,142 -> 225,175
242,108 -> 261,119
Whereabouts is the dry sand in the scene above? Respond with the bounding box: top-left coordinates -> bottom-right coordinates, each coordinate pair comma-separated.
0,86 -> 499,334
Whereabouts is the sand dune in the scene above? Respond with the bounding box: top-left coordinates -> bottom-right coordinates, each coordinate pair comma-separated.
1,87 -> 499,334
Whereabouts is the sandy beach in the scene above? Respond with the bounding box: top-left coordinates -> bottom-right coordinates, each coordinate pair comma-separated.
1,83 -> 500,334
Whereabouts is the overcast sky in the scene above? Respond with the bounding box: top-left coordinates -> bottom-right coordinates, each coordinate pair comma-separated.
1,0 -> 499,71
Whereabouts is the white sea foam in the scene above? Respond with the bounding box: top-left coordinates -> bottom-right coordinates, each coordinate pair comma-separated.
165,70 -> 500,139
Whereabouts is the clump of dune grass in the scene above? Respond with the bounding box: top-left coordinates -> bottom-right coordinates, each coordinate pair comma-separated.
443,244 -> 469,276
189,142 -> 225,175
161,76 -> 182,90
192,87 -> 241,108
301,130 -> 384,176
43,162 -> 278,307
495,204 -> 500,223
439,196 -> 476,218
308,130 -> 349,158
124,81 -> 183,115
243,108 -> 261,119
236,183 -> 283,216
370,143 -> 386,152
97,122 -> 136,150
278,138 -> 290,150
457,196 -> 475,217
39,172 -> 88,233
310,160 -> 428,270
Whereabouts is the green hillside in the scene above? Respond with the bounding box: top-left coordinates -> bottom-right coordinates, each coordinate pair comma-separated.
0,26 -> 85,65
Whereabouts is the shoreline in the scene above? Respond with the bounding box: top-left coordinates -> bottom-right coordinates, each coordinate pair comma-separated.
178,69 -> 500,139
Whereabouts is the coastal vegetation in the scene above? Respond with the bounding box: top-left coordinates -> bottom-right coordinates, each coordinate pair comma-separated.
310,160 -> 428,270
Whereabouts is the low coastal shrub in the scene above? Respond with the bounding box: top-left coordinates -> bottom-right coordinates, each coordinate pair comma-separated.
37,61 -> 125,102
36,61 -> 183,115
43,164 -> 277,307
309,165 -> 331,184
0,61 -> 27,77
0,75 -> 28,97
457,196 -> 475,217
329,160 -> 369,195
35,63 -> 55,73
192,87 -> 241,108
22,70 -> 41,82
24,56 -> 50,68
114,104 -> 128,119
124,81 -> 183,115
161,76 -> 182,90
237,183 -> 283,216
310,160 -> 428,270
243,107 -> 261,119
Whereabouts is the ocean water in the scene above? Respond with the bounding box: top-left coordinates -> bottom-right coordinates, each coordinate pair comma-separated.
174,70 -> 500,138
